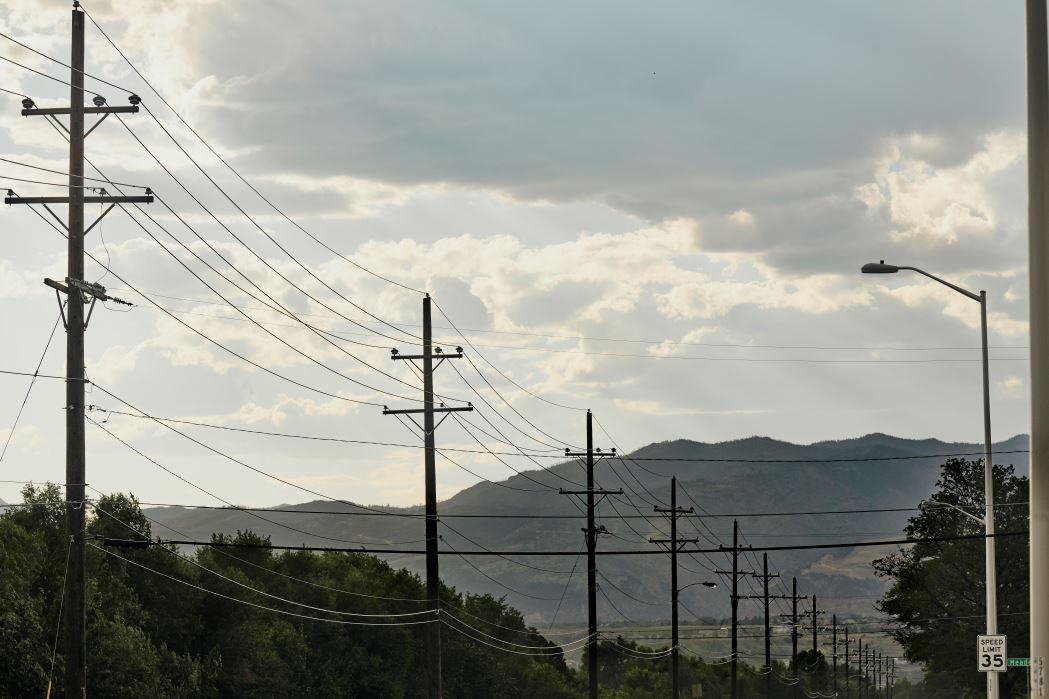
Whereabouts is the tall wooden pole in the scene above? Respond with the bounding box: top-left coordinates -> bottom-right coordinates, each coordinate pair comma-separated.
422,296 -> 442,699
65,7 -> 87,696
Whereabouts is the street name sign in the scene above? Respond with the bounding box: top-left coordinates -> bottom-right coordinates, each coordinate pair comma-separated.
978,634 -> 1007,673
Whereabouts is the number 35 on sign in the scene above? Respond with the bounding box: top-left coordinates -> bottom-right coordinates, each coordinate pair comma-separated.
978,635 -> 1007,673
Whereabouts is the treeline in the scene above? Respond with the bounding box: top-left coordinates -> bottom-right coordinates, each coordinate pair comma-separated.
1,483 -> 897,698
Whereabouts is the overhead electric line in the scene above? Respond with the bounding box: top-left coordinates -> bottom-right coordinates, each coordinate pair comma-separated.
79,3 -> 424,296
0,309 -> 63,466
89,543 -> 438,626
110,529 -> 1028,557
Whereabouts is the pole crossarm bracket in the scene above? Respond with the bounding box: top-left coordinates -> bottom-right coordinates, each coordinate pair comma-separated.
565,448 -> 616,458
382,405 -> 473,416
5,194 -> 154,205
650,536 -> 700,548
654,506 -> 694,515
390,346 -> 464,374
22,105 -> 139,117
717,544 -> 754,553
383,404 -> 472,435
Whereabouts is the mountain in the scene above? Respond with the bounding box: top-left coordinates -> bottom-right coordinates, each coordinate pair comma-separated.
144,433 -> 1029,627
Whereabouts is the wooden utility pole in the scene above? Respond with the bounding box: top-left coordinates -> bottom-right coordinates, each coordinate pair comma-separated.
384,295 -> 472,699
739,553 -> 786,698
843,627 -> 852,699
1027,0 -> 1049,691
777,577 -> 807,699
561,411 -> 620,699
5,5 -> 151,694
652,477 -> 698,699
716,521 -> 753,699
832,615 -> 839,695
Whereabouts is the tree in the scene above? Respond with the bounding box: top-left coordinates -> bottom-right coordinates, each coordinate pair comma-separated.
874,458 -> 1029,697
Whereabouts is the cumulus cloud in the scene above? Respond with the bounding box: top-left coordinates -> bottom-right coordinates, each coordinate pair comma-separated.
0,1 -> 1035,509
857,131 -> 1025,245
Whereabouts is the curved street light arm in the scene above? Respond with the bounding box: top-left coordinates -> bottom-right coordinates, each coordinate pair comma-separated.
897,266 -> 982,302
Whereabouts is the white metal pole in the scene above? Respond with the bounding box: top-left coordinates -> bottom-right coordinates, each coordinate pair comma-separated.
981,291 -> 999,699
1028,1 -> 1049,697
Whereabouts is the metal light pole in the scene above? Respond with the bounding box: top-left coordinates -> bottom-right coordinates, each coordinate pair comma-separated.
862,261 -> 998,698
673,579 -> 717,696
1025,0 -> 1049,695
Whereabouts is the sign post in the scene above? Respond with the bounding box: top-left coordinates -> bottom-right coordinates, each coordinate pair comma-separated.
978,635 -> 1007,673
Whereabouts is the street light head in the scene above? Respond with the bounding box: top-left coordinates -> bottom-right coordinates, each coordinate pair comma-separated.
703,581 -> 717,588
861,261 -> 899,274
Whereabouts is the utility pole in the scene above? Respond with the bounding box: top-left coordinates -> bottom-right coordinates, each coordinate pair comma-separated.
384,295 -> 472,699
561,411 -> 620,699
716,520 -> 753,699
1028,0 -> 1049,690
864,648 -> 871,698
776,577 -> 807,699
804,594 -> 824,654
5,5 -> 151,695
739,553 -> 784,698
831,615 -> 839,695
652,477 -> 698,699
857,639 -> 864,699
843,627 -> 852,699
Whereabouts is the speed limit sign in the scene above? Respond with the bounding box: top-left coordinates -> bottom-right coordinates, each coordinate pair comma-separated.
978,635 -> 1007,673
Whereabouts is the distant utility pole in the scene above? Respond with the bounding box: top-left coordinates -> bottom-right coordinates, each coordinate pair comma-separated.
828,614 -> 839,695
560,411 -> 620,699
738,553 -> 784,698
651,476 -> 698,699
717,520 -> 753,699
803,594 -> 824,655
864,648 -> 871,698
777,577 -> 807,699
856,638 -> 864,699
842,627 -> 852,699
5,4 -> 151,695
384,294 -> 472,699
875,652 -> 882,695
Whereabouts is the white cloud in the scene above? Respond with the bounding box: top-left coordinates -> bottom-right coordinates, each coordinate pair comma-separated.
857,131 -> 1025,245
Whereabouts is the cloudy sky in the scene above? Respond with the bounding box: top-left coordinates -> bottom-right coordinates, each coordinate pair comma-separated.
0,0 -> 1033,507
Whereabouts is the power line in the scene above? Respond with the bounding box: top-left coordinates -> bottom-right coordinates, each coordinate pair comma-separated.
439,536 -> 562,601
87,416 -> 426,547
20,185 -> 389,408
89,543 -> 437,627
113,108 -> 422,348
110,529 -> 1027,556
79,3 -> 423,296
0,30 -> 133,95
101,138 -> 430,396
123,288 -> 1031,353
86,407 -> 1028,468
0,53 -> 104,97
91,502 -> 432,618
0,156 -> 149,188
0,308 -> 63,465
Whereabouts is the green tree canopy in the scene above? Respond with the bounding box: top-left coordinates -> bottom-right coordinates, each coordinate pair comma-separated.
874,458 -> 1029,698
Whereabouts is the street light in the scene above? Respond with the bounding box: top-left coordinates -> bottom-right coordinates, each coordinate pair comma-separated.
680,581 -> 718,592
674,580 -> 718,697
862,260 -> 999,699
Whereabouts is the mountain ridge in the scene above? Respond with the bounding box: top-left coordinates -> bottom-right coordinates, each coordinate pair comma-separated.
140,432 -> 1030,626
